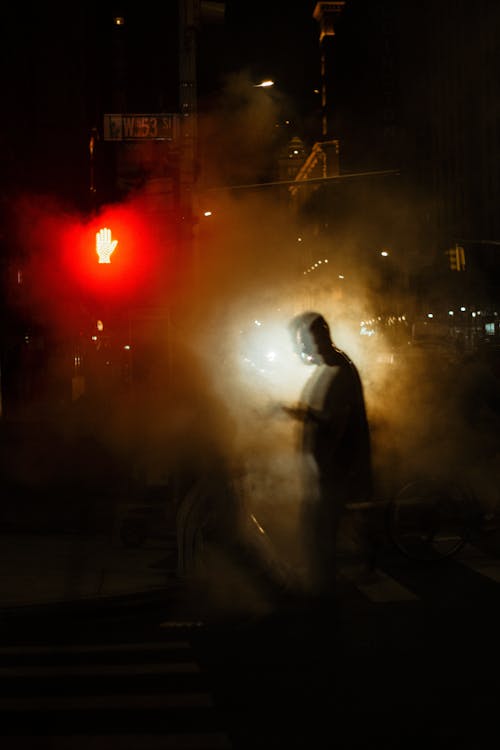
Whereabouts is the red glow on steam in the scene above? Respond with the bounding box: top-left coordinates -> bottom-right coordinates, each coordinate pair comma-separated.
62,207 -> 163,301
12,196 -> 179,330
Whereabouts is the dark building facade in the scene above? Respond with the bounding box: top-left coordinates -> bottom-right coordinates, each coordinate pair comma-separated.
305,0 -> 500,333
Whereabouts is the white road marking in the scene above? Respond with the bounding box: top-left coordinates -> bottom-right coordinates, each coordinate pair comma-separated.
0,662 -> 200,676
7,734 -> 233,749
342,565 -> 419,602
0,692 -> 214,710
459,545 -> 500,583
0,641 -> 190,655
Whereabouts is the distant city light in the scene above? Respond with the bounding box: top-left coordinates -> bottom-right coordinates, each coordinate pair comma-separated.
360,325 -> 375,337
114,16 -> 125,26
460,306 -> 466,312
448,310 -> 454,316
427,313 -> 433,318
254,80 -> 274,88
303,258 -> 329,274
203,210 -> 212,217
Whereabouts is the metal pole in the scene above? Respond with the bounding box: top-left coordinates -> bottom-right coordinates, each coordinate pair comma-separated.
178,0 -> 199,228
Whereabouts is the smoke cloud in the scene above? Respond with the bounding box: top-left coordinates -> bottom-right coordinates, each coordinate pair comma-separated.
5,69 -> 499,619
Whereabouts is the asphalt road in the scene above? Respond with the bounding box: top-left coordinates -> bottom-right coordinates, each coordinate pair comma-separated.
2,536 -> 500,749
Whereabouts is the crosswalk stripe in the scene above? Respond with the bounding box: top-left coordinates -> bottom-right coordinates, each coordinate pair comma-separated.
8,734 -> 233,749
355,570 -> 419,602
0,692 -> 214,710
0,641 -> 190,655
343,544 -> 500,603
459,545 -> 500,584
342,565 -> 419,602
0,662 -> 200,676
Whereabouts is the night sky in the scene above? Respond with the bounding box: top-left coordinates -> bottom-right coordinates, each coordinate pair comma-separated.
221,1 -> 319,104
0,1 -> 320,209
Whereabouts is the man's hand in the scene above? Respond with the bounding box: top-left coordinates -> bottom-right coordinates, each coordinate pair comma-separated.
282,405 -> 310,421
96,227 -> 118,264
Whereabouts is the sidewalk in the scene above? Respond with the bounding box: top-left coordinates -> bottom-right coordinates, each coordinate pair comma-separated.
0,530 -> 180,611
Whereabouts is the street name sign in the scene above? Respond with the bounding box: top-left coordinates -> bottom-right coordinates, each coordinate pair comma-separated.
103,114 -> 180,141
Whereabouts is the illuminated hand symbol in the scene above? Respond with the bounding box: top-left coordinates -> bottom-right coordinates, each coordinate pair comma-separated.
96,227 -> 118,264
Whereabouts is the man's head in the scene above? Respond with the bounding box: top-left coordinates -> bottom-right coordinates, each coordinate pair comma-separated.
288,311 -> 333,365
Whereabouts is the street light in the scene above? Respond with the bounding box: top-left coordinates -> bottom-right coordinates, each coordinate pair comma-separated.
253,80 -> 275,88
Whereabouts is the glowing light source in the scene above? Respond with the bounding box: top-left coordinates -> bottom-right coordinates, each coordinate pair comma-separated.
381,250 -> 389,257
360,325 -> 375,337
254,80 -> 274,88
250,514 -> 266,534
96,227 -> 118,264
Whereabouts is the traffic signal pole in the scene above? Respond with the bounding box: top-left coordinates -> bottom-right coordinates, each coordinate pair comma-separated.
178,0 -> 200,294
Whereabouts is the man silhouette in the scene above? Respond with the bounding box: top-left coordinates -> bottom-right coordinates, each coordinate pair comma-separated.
284,311 -> 373,603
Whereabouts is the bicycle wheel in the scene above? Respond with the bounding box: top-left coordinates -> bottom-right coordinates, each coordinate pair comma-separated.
388,478 -> 475,561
